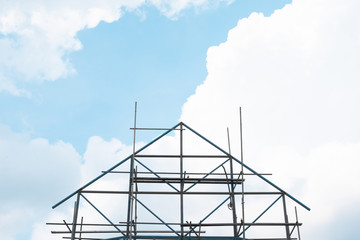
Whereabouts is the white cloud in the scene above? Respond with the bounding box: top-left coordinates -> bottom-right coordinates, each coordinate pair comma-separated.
180,0 -> 360,238
0,0 -> 232,96
81,136 -> 133,183
29,135 -> 136,240
0,124 -> 81,240
149,0 -> 232,19
0,0 -> 139,95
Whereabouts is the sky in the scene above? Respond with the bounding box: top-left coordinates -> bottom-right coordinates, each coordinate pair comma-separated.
1,0 -> 360,239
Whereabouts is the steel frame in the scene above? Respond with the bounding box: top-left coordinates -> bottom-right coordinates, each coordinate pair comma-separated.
48,121 -> 309,240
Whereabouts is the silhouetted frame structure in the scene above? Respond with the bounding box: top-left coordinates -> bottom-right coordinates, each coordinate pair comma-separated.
48,120 -> 310,240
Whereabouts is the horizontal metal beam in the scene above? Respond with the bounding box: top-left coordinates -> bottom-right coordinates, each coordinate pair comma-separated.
62,237 -> 101,240
135,155 -> 228,158
134,177 -> 244,184
52,230 -> 205,234
63,237 -> 297,240
47,222 -> 127,226
130,128 -> 184,131
103,170 -> 272,176
48,220 -> 301,228
87,235 -> 298,240
80,190 -> 281,195
181,223 -> 302,227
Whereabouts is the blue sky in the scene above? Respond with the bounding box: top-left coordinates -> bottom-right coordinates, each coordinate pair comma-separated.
1,0 -> 360,239
0,0 -> 290,153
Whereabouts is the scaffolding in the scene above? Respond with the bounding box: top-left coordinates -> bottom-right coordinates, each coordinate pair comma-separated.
48,109 -> 310,240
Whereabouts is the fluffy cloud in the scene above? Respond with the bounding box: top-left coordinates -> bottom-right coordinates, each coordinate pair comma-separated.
0,0 -> 143,95
0,0 -> 232,96
0,124 -> 81,240
31,135 -> 149,240
181,0 -> 360,238
151,0 -> 232,19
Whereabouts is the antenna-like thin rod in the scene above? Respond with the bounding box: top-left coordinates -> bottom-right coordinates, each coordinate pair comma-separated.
127,102 -> 137,239
239,107 -> 245,240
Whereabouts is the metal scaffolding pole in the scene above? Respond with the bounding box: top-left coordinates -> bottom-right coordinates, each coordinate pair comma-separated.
180,123 -> 184,239
227,128 -> 238,237
127,102 -> 137,239
71,193 -> 80,240
239,107 -> 246,240
282,194 -> 291,240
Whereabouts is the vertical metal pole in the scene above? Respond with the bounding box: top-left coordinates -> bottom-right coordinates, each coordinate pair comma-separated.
180,123 -> 184,239
282,194 -> 291,240
239,107 -> 246,240
127,102 -> 137,239
227,128 -> 238,237
71,192 -> 80,240
295,206 -> 301,240
134,166 -> 138,235
79,216 -> 83,240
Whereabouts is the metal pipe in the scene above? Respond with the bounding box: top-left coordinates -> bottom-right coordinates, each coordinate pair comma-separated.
282,194 -> 291,240
80,194 -> 125,236
102,170 -> 272,176
295,206 -> 301,240
100,236 -> 298,240
130,128 -> 184,131
53,230 -> 205,234
239,107 -> 245,240
185,158 -> 230,192
135,158 -> 179,192
180,123 -> 184,239
79,190 -> 281,195
127,101 -> 137,239
134,167 -> 138,235
133,196 -> 179,236
227,128 -> 238,237
185,196 -> 231,236
135,155 -> 229,158
63,220 -> 72,233
71,193 -> 80,240
183,222 -> 302,226
79,216 -> 83,240
239,195 -> 282,236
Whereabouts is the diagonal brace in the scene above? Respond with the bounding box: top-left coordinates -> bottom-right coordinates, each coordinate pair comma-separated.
185,158 -> 230,192
133,196 -> 180,236
80,194 -> 125,236
239,195 -> 282,236
135,158 -> 179,192
185,196 -> 231,236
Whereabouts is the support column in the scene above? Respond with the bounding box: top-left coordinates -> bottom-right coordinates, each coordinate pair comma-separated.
295,206 -> 301,240
239,107 -> 246,240
127,102 -> 137,239
282,193 -> 291,240
180,123 -> 184,239
227,128 -> 238,237
71,192 -> 80,240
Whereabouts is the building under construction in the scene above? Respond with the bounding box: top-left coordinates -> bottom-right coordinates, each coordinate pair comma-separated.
48,110 -> 310,240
